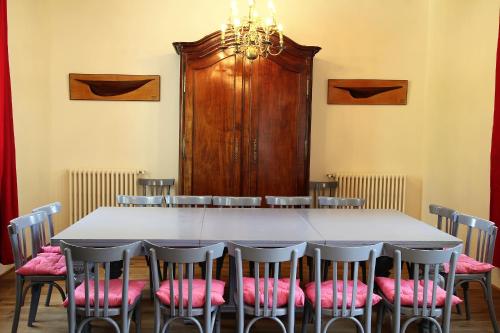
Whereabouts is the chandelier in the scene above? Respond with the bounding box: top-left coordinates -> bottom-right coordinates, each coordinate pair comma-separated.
221,0 -> 284,61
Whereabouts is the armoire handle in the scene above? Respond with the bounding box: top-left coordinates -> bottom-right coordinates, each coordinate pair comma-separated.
182,137 -> 186,159
253,139 -> 258,162
234,138 -> 239,161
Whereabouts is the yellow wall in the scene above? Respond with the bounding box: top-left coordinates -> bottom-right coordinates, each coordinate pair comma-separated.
5,0 -> 500,282
421,0 -> 500,284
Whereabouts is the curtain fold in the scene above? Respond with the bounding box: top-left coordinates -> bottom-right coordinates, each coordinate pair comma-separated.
0,0 -> 19,264
490,17 -> 500,267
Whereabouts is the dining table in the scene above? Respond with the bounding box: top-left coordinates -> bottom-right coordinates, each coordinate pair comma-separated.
52,206 -> 461,248
51,206 -> 462,318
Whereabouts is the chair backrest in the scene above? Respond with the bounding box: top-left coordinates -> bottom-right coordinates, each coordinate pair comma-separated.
8,212 -> 47,269
144,241 -> 225,329
32,201 -> 61,242
317,197 -> 365,209
116,195 -> 163,207
61,241 -> 142,323
309,181 -> 338,208
454,214 -> 497,263
306,243 -> 383,319
168,195 -> 212,207
265,196 -> 311,208
384,243 -> 461,332
228,242 -> 306,322
138,178 -> 175,196
429,204 -> 457,235
212,196 -> 261,208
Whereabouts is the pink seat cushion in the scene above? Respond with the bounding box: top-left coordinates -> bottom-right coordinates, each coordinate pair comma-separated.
305,280 -> 382,308
64,279 -> 146,307
375,277 -> 462,307
242,277 -> 305,307
156,279 -> 225,307
443,254 -> 495,274
16,253 -> 66,276
41,245 -> 62,254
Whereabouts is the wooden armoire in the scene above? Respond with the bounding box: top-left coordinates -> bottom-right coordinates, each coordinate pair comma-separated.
173,32 -> 320,197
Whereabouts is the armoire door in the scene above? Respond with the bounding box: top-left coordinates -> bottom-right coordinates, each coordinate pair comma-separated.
181,52 -> 244,195
175,32 -> 320,197
241,55 -> 311,197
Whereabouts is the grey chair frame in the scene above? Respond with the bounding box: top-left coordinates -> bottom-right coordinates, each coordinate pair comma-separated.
167,195 -> 212,207
376,244 -> 461,333
61,241 -> 143,333
8,212 -> 66,333
32,202 -> 62,306
144,241 -> 225,333
265,196 -> 312,208
138,178 -> 175,196
117,195 -> 164,207
212,196 -> 262,280
429,204 -> 457,235
301,242 -> 383,333
449,214 -> 499,332
212,196 -> 262,208
32,201 -> 61,246
318,196 -> 365,208
317,197 -> 366,282
228,242 -> 307,333
309,181 -> 338,208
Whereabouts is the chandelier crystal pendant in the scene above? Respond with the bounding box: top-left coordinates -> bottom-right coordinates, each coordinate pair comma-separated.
221,0 -> 284,61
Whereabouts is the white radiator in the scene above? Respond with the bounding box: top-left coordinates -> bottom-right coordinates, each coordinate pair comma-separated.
328,173 -> 407,212
68,169 -> 144,224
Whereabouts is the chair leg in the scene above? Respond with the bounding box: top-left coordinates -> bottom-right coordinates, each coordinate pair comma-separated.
28,283 -> 42,326
484,273 -> 500,333
134,300 -> 142,333
462,282 -> 471,320
376,303 -> 385,333
45,284 -> 53,306
11,276 -> 23,333
216,254 -> 225,280
215,309 -> 221,333
301,303 -> 311,333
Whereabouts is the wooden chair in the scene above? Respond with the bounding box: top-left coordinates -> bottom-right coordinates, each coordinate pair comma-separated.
138,178 -> 175,196
117,195 -> 164,207
375,244 -> 462,333
429,204 -> 457,235
144,241 -> 225,333
168,195 -> 212,207
32,202 -> 62,306
309,181 -> 338,208
265,196 -> 312,208
212,196 -> 262,279
212,196 -> 261,208
318,197 -> 365,209
301,242 -> 383,333
9,212 -> 66,333
61,241 -> 144,333
318,197 -> 367,282
450,214 -> 499,332
116,194 -> 164,297
229,242 -> 307,333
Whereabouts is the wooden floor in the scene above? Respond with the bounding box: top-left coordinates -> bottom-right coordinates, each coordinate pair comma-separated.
1,259 -> 499,333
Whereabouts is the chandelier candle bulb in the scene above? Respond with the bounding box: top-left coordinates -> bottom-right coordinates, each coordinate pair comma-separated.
221,0 -> 285,60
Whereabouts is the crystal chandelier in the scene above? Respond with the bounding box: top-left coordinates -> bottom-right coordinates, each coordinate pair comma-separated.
221,0 -> 284,61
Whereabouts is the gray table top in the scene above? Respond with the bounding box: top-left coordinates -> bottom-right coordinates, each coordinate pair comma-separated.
200,208 -> 324,246
52,207 -> 462,248
52,207 -> 204,246
297,209 -> 461,248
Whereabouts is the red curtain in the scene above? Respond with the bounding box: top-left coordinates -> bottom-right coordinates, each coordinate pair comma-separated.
491,17 -> 500,267
0,0 -> 18,265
